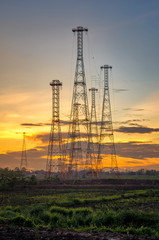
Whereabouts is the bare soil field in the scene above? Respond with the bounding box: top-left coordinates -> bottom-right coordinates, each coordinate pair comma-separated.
0,225 -> 159,240
16,178 -> 159,191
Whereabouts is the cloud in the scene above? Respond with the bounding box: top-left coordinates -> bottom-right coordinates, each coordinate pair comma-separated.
115,141 -> 159,160
21,123 -> 48,127
21,120 -> 118,130
123,108 -> 131,111
113,88 -> 128,93
21,120 -> 75,127
123,108 -> 144,112
129,123 -> 143,127
125,160 -> 143,164
0,146 -> 47,170
1,140 -> 159,170
31,131 -> 97,144
115,126 -> 159,134
119,119 -> 146,124
60,120 -> 71,126
134,109 -> 144,112
29,133 -> 50,143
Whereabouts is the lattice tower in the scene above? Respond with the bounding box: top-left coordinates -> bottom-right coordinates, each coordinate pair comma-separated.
89,88 -> 98,140
46,80 -> 64,177
68,26 -> 90,176
97,65 -> 118,176
86,88 -> 98,176
20,132 -> 27,170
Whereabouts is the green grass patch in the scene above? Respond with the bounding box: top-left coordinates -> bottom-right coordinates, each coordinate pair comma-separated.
1,185 -> 159,236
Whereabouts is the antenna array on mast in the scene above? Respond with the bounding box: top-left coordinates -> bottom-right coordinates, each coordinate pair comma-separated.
97,65 -> 118,175
67,26 -> 90,176
43,27 -> 119,178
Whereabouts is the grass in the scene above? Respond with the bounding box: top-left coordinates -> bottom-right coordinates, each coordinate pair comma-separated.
0,186 -> 159,237
1,206 -> 158,236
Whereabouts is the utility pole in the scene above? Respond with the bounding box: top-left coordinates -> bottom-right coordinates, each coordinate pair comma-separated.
20,132 -> 27,170
68,26 -> 90,177
97,65 -> 118,176
46,80 -> 64,177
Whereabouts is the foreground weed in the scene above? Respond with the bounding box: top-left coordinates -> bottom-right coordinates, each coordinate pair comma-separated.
30,204 -> 48,217
39,211 -> 51,225
50,206 -> 72,216
71,208 -> 93,227
0,210 -> 17,219
50,213 -> 65,229
92,210 -> 116,227
0,216 -> 8,224
10,215 -> 34,228
118,210 -> 158,228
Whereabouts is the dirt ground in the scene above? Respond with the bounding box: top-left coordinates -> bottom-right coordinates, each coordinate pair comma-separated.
16,178 -> 159,192
0,225 -> 159,240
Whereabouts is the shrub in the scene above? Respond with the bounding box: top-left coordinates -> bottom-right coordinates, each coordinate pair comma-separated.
5,206 -> 12,211
58,201 -> 73,208
118,210 -> 158,228
13,206 -> 21,213
39,211 -> 51,224
50,213 -> 63,229
102,212 -> 116,226
118,210 -> 137,226
10,216 -> 34,228
0,210 -> 17,219
5,206 -> 21,213
29,175 -> 37,185
136,212 -> 158,227
92,210 -> 116,227
30,204 -> 46,217
137,226 -> 156,236
74,208 -> 92,216
92,210 -> 103,227
72,198 -> 83,206
71,208 -> 93,227
0,216 -> 8,224
50,206 -> 70,216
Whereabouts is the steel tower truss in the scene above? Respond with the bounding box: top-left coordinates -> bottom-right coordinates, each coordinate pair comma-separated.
87,88 -> 98,175
47,80 -> 64,176
89,88 -> 98,140
97,65 -> 118,174
68,26 -> 90,175
20,132 -> 27,170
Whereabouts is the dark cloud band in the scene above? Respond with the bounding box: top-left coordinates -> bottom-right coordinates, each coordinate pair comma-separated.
115,126 -> 159,134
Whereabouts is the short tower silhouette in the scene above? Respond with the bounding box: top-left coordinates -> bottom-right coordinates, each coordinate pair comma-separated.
46,80 -> 64,177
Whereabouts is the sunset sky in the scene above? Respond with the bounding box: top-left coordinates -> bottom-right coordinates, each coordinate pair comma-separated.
0,0 -> 159,171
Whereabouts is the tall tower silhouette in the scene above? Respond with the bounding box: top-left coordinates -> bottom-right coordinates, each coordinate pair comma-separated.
97,65 -> 118,175
46,80 -> 64,177
68,26 -> 90,176
88,88 -> 98,176
20,132 -> 27,170
89,88 -> 98,141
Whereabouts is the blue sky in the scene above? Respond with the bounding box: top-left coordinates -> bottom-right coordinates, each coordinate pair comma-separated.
0,0 -> 159,170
